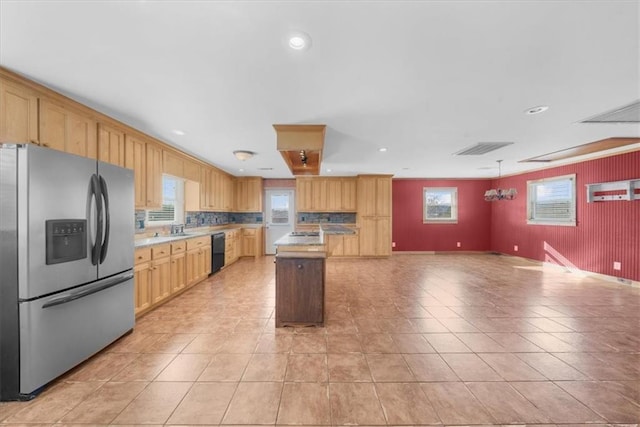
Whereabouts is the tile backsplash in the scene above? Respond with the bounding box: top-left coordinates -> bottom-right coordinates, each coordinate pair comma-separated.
135,210 -> 263,232
297,212 -> 356,224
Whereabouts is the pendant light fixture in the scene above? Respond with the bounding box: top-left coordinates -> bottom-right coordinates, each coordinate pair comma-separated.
484,160 -> 517,201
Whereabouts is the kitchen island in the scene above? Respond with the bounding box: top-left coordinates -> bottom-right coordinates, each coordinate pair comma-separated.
273,231 -> 327,327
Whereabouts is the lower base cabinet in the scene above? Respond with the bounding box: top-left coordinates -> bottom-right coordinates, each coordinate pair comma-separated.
134,236 -> 211,317
275,253 -> 325,327
326,233 -> 360,257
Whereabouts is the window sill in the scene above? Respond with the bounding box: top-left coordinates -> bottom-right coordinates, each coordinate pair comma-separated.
527,220 -> 576,227
423,219 -> 459,224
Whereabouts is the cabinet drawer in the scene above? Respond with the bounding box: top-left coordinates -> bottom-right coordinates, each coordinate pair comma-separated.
134,248 -> 151,264
242,228 -> 256,236
171,241 -> 186,254
187,235 -> 210,250
152,244 -> 171,259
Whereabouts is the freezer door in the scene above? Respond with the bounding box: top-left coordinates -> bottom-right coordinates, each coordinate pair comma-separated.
19,271 -> 134,395
96,161 -> 134,278
18,145 -> 97,299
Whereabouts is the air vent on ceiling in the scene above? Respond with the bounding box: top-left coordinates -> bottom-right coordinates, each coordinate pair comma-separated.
581,100 -> 640,123
454,142 -> 514,156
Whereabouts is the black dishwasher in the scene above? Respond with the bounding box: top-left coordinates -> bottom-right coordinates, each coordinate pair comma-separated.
211,232 -> 225,274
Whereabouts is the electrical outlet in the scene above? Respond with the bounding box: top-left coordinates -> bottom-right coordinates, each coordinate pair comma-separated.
456,242 -> 461,248
514,245 -> 518,252
392,241 -> 396,248
613,261 -> 621,270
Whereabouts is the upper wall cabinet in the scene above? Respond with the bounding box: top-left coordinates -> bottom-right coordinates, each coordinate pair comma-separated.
97,123 -> 126,167
146,143 -> 163,208
236,177 -> 263,212
357,175 -> 392,217
296,177 -> 357,212
163,150 -> 185,178
183,159 -> 200,182
0,78 -> 39,144
39,99 -> 97,158
124,135 -> 147,208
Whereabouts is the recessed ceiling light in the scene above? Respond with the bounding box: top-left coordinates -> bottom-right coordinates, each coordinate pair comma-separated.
288,31 -> 311,50
379,147 -> 388,152
525,105 -> 549,115
172,129 -> 185,136
238,168 -> 244,172
257,167 -> 273,171
326,168 -> 332,172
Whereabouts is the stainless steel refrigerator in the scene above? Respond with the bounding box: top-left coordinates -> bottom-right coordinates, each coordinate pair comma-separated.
0,143 -> 135,401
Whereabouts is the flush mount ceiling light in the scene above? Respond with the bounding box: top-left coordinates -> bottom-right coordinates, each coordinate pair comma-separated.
525,105 -> 549,115
484,160 -> 517,201
233,150 -> 255,161
288,31 -> 311,50
172,129 -> 185,136
379,147 -> 388,152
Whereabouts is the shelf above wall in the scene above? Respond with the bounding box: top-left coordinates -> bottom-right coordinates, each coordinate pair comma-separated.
586,178 -> 640,202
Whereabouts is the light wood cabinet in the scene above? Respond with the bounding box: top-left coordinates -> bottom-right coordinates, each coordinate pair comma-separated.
134,247 -> 152,316
236,177 -> 263,212
0,78 -> 39,144
223,173 -> 235,211
357,175 -> 392,257
150,254 -> 171,305
225,229 -> 240,265
97,123 -> 126,167
146,142 -> 163,208
163,150 -> 184,178
241,228 -> 256,257
296,177 -> 357,212
184,159 -> 200,182
186,236 -> 211,286
326,232 -> 360,257
39,99 -> 97,158
341,178 -> 357,211
125,135 -> 147,208
170,241 -> 187,294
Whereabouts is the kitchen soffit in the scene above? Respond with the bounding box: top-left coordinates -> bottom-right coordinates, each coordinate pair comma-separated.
273,124 -> 326,176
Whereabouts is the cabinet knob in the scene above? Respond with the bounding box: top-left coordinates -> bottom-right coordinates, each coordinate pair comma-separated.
297,264 -> 303,269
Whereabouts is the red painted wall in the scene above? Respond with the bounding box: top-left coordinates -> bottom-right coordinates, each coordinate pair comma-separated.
491,151 -> 640,282
392,179 -> 493,251
392,151 -> 640,282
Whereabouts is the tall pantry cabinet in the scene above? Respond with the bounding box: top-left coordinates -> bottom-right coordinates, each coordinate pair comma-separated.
357,175 -> 392,256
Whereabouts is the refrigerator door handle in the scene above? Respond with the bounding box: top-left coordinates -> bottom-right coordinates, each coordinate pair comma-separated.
98,175 -> 110,264
90,174 -> 103,266
41,271 -> 134,309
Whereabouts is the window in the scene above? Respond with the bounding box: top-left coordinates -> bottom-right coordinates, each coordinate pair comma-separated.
527,174 -> 576,226
423,187 -> 458,223
146,175 -> 184,225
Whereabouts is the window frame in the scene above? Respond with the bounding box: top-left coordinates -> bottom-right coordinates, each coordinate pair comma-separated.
146,174 -> 185,226
423,187 -> 458,224
526,173 -> 576,226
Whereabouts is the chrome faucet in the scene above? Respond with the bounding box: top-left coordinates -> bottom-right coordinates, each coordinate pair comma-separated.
170,224 -> 185,235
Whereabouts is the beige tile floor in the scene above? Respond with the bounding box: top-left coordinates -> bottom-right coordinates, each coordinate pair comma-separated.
1,253 -> 639,426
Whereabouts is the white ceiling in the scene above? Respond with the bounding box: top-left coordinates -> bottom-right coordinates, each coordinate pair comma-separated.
1,0 -> 639,178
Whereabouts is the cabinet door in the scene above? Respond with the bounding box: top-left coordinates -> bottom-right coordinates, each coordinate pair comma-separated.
202,245 -> 212,276
224,175 -> 235,211
247,177 -> 263,211
151,256 -> 171,304
358,217 -> 377,256
375,217 -> 392,256
341,178 -> 357,211
125,135 -> 147,208
170,252 -> 186,294
186,249 -> 198,286
357,177 -> 377,216
343,234 -> 360,256
163,150 -> 184,178
326,234 -> 344,256
276,257 -> 324,324
39,99 -> 97,157
184,159 -> 200,182
98,123 -> 126,166
326,179 -> 342,211
243,236 -> 256,257
310,179 -> 327,211
146,143 -> 163,208
296,178 -> 313,211
134,262 -> 152,315
375,177 -> 392,216
200,167 -> 212,210
0,79 -> 38,144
